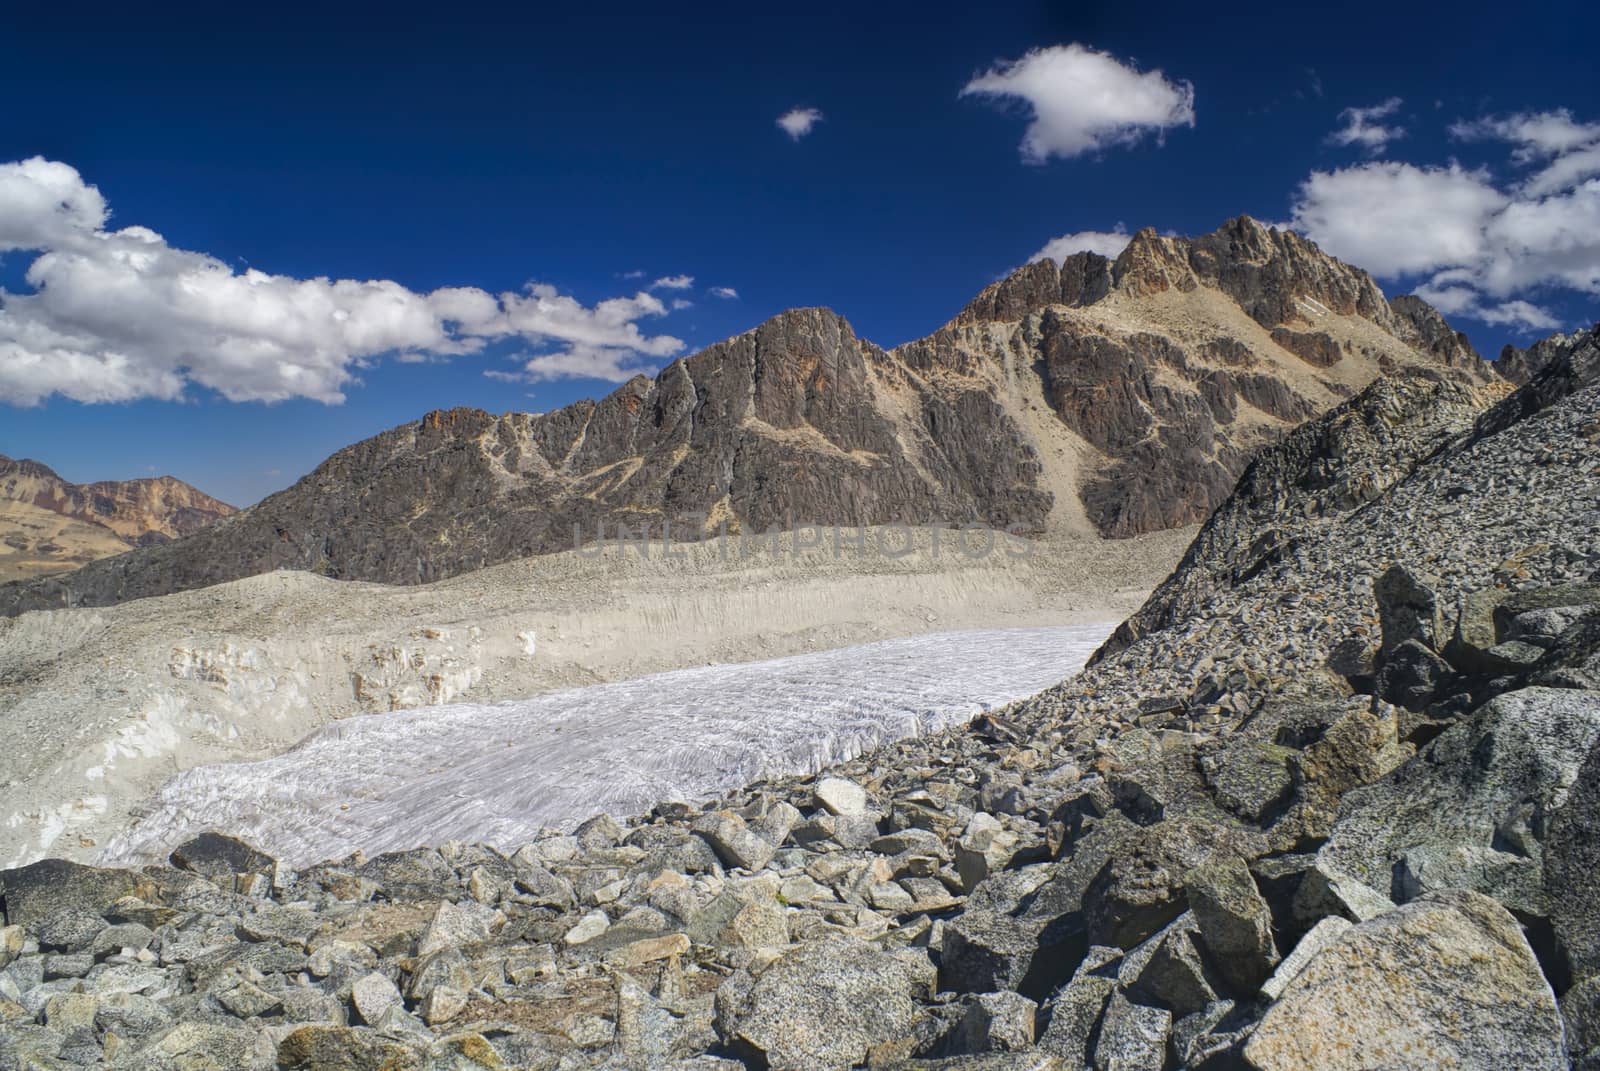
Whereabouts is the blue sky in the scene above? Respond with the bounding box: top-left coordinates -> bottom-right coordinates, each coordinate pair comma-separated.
2,0 -> 1597,505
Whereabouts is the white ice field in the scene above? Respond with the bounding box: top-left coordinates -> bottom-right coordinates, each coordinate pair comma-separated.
102,625 -> 1111,868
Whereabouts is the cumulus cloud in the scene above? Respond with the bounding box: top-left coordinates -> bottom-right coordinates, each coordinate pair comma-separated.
961,44 -> 1194,162
1031,227 -> 1132,263
0,158 -> 686,405
708,286 -> 739,300
1290,162 -> 1506,277
1290,111 -> 1600,331
777,107 -> 823,140
650,274 -> 693,290
1328,98 -> 1406,153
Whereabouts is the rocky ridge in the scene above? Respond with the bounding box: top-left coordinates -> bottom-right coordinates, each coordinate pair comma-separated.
0,325 -> 1593,1069
1500,328 -> 1589,385
0,458 -> 233,583
0,216 -> 1493,617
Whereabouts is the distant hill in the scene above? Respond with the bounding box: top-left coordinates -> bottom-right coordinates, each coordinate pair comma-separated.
0,215 -> 1497,616
0,456 -> 234,583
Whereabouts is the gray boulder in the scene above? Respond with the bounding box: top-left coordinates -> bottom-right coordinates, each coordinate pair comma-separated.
692,811 -> 782,871
1319,686 -> 1600,904
1375,565 -> 1444,655
939,863 -> 1085,997
0,860 -> 141,927
1548,739 -> 1600,982
1035,945 -> 1121,1067
1375,638 -> 1452,711
952,991 -> 1037,1054
1244,890 -> 1565,1070
1092,992 -> 1170,1070
168,833 -> 277,884
1185,856 -> 1280,994
715,938 -> 931,1070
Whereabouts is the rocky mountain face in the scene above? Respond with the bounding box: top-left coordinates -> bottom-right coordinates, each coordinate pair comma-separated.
0,216 -> 1495,616
0,324 -> 1593,1070
0,456 -> 233,583
1499,328 -> 1588,385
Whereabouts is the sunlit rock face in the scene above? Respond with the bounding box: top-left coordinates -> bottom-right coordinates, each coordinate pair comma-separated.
101,624 -> 1111,868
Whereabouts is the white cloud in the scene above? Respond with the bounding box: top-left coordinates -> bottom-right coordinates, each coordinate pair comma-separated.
0,158 -> 685,406
0,157 -> 109,252
777,107 -> 823,140
1031,227 -> 1132,263
1411,280 -> 1561,330
961,44 -> 1194,162
1328,98 -> 1406,153
670,298 -> 693,310
650,274 -> 693,290
518,344 -> 666,384
1290,110 -> 1600,331
1519,144 -> 1600,198
1290,162 -> 1506,276
1450,108 -> 1600,198
709,286 -> 739,300
1451,108 -> 1600,161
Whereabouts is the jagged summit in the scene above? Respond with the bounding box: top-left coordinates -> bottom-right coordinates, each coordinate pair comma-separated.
0,219 -> 1501,615
957,216 -> 1483,372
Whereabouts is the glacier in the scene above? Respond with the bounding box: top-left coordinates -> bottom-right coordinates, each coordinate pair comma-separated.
101,624 -> 1110,868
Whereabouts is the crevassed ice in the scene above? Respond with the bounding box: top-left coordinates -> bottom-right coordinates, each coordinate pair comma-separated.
101,625 -> 1110,868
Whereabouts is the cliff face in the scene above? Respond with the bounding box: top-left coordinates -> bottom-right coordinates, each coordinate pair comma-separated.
0,456 -> 233,582
0,216 -> 1496,614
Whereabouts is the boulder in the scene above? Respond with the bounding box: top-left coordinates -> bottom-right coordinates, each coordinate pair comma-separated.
1532,609 -> 1600,690
168,833 -> 277,884
1092,992 -> 1170,1070
1375,638 -> 1453,711
417,900 -> 503,957
1396,843 -> 1542,914
0,860 -> 142,927
940,861 -> 1091,998
125,1022 -> 277,1071
1375,565 -> 1444,655
1198,740 -> 1296,823
953,991 -> 1037,1053
1035,946 -> 1121,1067
692,811 -> 781,871
1444,587 -> 1511,673
815,778 -> 870,817
35,908 -> 108,952
349,972 -> 403,1026
1127,913 -> 1220,1018
276,1024 -> 425,1070
954,813 -> 1022,893
1547,739 -> 1600,980
353,849 -> 459,902
715,939 -> 930,1070
573,812 -> 624,849
1319,687 -> 1600,903
1084,819 -> 1236,951
1563,974 -> 1600,1068
1291,860 -> 1396,927
1259,915 -> 1353,1001
1243,890 -> 1565,1070
1185,856 -> 1280,993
